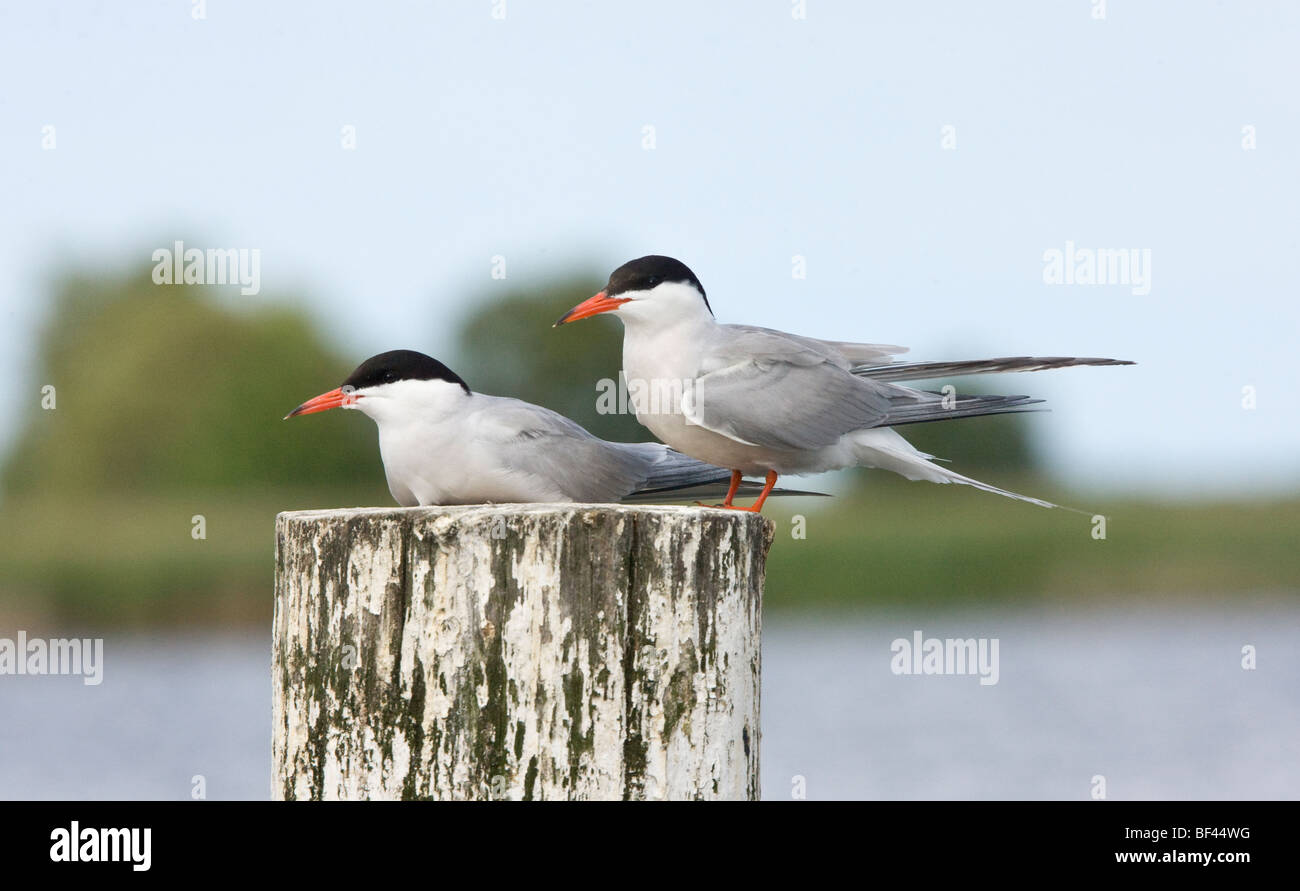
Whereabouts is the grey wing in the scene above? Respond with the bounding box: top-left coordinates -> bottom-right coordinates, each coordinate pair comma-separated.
478,398 -> 655,501
687,327 -> 895,450
720,325 -> 906,368
808,338 -> 908,365
689,329 -> 1066,448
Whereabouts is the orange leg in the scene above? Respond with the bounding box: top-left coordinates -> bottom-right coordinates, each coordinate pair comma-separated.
749,470 -> 779,513
721,470 -> 743,507
718,470 -> 779,513
697,470 -> 745,508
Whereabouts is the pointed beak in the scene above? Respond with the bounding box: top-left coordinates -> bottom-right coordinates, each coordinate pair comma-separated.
283,387 -> 356,419
553,291 -> 631,327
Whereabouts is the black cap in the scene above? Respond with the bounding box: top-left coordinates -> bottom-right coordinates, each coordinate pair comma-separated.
341,350 -> 470,394
605,255 -> 711,315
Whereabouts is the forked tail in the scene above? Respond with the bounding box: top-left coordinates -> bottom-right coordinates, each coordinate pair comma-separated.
851,427 -> 1086,512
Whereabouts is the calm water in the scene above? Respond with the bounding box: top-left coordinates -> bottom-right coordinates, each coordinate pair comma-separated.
2,604 -> 1296,800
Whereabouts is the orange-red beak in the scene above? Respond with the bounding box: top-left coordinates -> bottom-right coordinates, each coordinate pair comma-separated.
283,387 -> 357,419
553,291 -> 631,326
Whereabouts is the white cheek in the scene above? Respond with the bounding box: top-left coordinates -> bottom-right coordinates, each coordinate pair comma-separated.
616,298 -> 650,321
351,394 -> 385,421
618,283 -> 709,323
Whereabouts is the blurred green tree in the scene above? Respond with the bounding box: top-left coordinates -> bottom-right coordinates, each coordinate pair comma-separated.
2,267 -> 382,496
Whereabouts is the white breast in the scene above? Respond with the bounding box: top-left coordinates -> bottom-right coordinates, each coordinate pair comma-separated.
621,321 -> 769,472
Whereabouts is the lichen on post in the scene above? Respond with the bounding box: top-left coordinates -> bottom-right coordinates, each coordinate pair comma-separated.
272,504 -> 773,800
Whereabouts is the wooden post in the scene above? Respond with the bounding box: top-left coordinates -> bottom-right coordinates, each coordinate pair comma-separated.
272,504 -> 774,800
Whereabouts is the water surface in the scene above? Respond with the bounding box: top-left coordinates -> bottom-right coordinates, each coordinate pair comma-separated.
1,605 -> 1294,799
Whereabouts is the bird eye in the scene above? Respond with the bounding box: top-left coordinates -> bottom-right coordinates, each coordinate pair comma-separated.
383,370 -> 395,382
646,276 -> 661,288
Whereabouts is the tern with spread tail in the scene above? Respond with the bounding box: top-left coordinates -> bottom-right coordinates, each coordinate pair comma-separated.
556,255 -> 1133,513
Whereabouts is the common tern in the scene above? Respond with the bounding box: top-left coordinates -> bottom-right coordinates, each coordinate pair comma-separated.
556,255 -> 1133,512
285,349 -> 815,507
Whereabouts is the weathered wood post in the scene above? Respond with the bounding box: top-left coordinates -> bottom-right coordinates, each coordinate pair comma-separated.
272,504 -> 774,800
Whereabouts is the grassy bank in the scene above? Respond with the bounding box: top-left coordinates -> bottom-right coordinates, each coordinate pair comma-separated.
1,481 -> 1296,627
763,476 -> 1300,608
0,490 -> 361,627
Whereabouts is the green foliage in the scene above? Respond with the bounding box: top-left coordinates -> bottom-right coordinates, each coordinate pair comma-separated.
761,477 -> 1300,610
2,268 -> 385,497
4,485 -> 1295,627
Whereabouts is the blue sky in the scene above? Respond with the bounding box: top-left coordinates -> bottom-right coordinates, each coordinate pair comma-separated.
2,1 -> 1297,497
